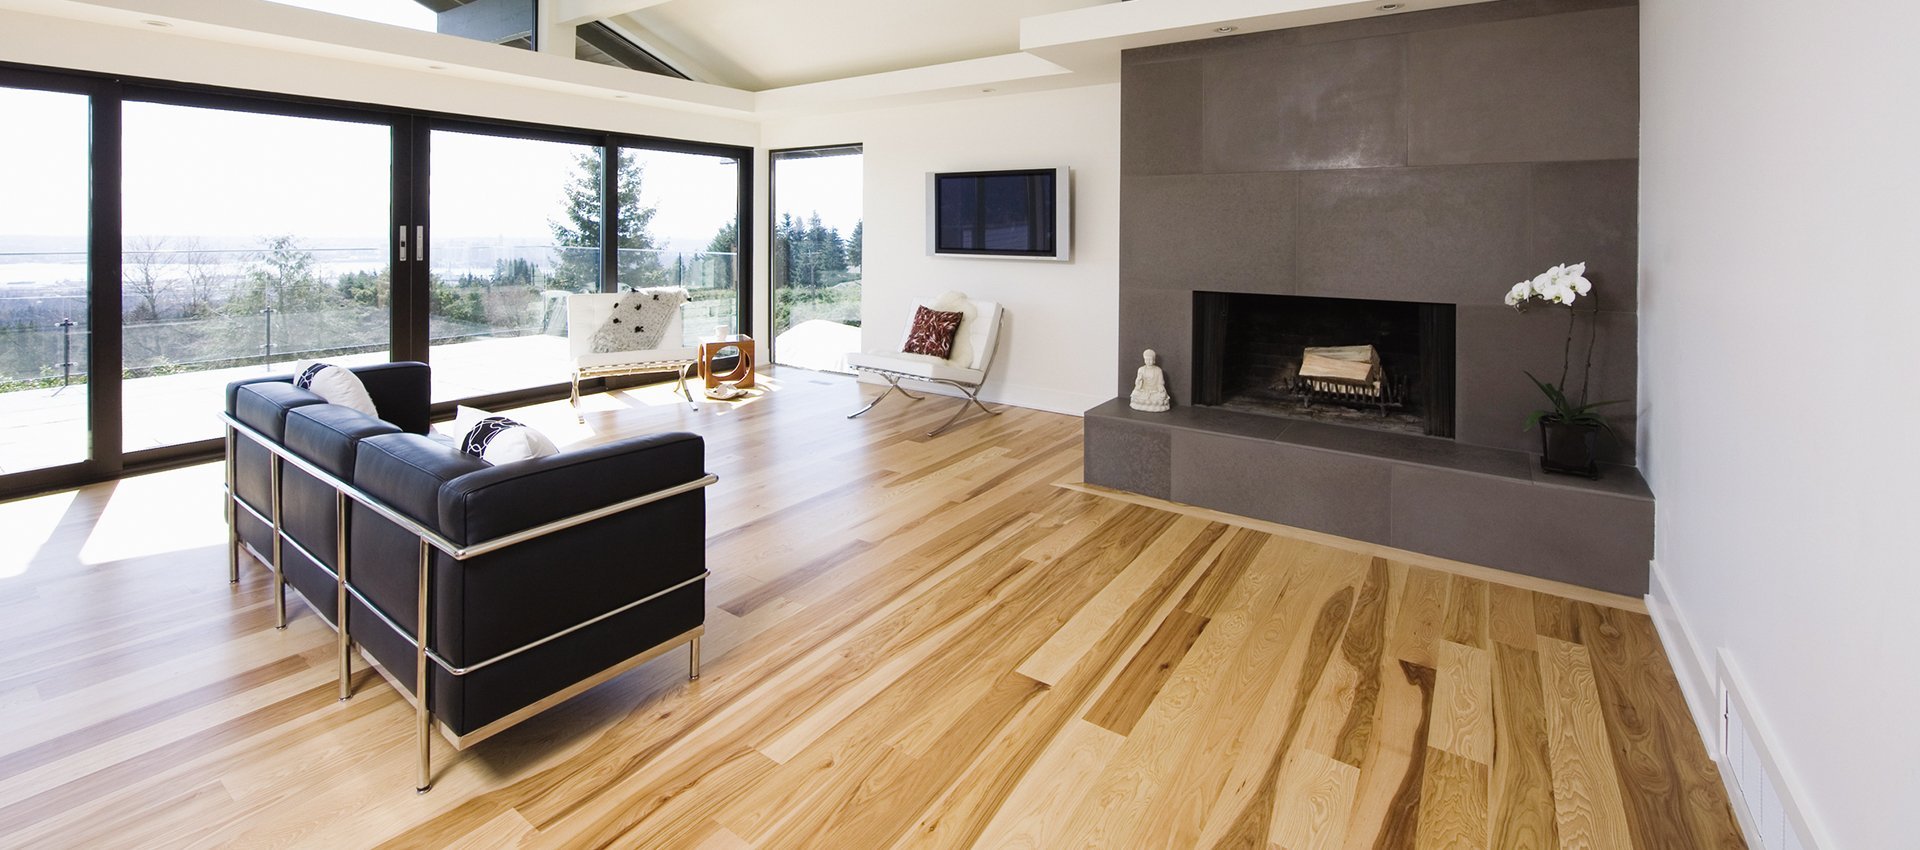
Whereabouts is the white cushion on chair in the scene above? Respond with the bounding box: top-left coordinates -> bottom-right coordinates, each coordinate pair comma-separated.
566,291 -> 696,368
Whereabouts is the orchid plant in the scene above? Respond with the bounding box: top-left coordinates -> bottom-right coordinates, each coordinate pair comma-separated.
1505,263 -> 1621,432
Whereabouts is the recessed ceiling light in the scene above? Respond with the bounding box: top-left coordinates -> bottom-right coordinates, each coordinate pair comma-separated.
1377,3 -> 1405,10
1214,26 -> 1238,33
142,19 -> 172,27
980,88 -> 996,93
427,64 -> 446,70
613,94 -> 628,99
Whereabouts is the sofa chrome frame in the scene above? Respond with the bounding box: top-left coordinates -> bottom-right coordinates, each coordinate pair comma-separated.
222,413 -> 717,793
846,311 -> 1005,437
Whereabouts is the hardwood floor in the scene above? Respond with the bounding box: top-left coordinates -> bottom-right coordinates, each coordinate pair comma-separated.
0,368 -> 1744,849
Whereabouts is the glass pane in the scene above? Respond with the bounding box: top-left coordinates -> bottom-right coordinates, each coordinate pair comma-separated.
0,87 -> 90,474
429,130 -> 599,402
618,148 -> 739,347
771,147 -> 862,372
122,102 -> 392,452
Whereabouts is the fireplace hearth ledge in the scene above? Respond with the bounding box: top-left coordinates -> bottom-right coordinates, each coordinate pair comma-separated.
1082,398 -> 1653,595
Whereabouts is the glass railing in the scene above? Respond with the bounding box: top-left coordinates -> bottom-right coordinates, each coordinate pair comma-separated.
617,247 -> 740,347
0,244 -> 742,398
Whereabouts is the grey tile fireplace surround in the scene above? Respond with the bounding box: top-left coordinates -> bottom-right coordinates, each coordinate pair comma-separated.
1084,402 -> 1653,595
1098,0 -> 1652,595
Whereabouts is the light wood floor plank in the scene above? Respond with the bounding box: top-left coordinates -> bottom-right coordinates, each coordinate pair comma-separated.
0,370 -> 1741,849
1540,636 -> 1638,850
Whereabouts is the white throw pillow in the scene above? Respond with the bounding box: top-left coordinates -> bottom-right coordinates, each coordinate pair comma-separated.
457,416 -> 559,465
292,361 -> 378,418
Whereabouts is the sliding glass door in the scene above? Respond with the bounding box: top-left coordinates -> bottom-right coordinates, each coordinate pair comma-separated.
0,85 -> 91,475
121,102 -> 392,451
770,145 -> 862,372
620,147 -> 742,345
427,128 -> 601,402
0,63 -> 752,501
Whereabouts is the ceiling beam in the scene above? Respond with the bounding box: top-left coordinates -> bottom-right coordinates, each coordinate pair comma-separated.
551,0 -> 675,28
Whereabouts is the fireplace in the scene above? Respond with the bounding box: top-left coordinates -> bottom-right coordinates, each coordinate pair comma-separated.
1192,292 -> 1455,437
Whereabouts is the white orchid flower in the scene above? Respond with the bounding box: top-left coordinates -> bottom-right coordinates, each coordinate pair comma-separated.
1504,281 -> 1531,306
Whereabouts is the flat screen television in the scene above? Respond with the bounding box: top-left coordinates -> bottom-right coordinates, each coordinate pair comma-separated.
926,167 -> 1071,261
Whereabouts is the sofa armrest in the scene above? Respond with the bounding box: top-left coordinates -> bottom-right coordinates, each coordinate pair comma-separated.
354,433 -> 492,533
439,432 -> 707,547
351,362 -> 431,435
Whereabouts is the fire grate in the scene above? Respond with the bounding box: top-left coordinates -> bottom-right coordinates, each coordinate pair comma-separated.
1271,369 -> 1413,416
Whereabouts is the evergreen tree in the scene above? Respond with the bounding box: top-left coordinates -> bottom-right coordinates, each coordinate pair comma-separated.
848,220 -> 862,269
707,220 -> 738,254
549,151 -> 665,291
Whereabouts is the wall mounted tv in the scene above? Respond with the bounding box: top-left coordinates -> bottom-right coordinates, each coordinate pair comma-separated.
926,167 -> 1072,261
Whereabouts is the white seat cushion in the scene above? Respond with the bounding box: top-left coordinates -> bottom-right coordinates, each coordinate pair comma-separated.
847,350 -> 985,384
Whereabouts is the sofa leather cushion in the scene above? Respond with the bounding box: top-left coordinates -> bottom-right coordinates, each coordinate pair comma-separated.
440,432 -> 706,546
348,362 -> 432,435
286,404 -> 402,480
293,361 -> 378,418
355,433 -> 492,531
233,382 -> 326,441
902,305 -> 964,359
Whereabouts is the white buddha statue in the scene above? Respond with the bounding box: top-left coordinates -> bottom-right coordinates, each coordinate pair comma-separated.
1130,349 -> 1171,412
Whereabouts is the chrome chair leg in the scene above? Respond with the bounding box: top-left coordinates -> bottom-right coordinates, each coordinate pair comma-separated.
337,489 -> 352,702
415,538 -> 432,794
926,386 -> 1000,437
226,426 -> 240,584
848,378 -> 907,419
270,455 -> 286,629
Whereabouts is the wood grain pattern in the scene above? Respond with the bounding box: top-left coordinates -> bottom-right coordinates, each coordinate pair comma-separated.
1428,640 -> 1493,765
1539,636 -> 1637,850
1083,607 -> 1209,736
1414,746 -> 1490,850
1490,643 -> 1559,849
0,370 -> 1742,849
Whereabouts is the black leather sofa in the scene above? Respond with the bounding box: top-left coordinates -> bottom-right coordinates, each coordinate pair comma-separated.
223,362 -> 713,791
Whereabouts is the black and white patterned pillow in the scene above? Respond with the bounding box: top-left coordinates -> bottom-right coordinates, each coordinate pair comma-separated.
458,416 -> 559,465
291,361 -> 378,417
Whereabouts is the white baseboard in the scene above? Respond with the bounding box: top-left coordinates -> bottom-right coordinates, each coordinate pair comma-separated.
1645,559 -> 1830,850
1645,558 -> 1719,750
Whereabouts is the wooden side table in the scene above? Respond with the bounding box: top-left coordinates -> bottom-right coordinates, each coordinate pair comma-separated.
697,334 -> 755,390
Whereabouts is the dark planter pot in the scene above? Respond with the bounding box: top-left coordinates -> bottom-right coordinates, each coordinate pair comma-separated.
1539,417 -> 1601,479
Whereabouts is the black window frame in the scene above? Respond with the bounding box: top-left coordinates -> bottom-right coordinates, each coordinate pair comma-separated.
0,59 -> 754,501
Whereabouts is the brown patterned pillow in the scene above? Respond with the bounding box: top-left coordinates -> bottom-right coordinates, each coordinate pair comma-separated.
902,305 -> 964,359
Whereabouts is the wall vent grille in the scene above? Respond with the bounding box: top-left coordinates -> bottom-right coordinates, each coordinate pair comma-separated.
1721,675 -> 1813,850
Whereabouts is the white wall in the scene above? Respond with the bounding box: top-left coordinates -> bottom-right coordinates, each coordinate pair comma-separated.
760,85 -> 1121,415
1640,2 -> 1920,847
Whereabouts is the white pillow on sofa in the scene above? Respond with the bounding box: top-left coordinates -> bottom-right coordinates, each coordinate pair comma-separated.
457,416 -> 559,465
292,361 -> 378,417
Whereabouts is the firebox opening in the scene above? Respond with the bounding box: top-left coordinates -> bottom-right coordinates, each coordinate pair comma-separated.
1192,292 -> 1455,438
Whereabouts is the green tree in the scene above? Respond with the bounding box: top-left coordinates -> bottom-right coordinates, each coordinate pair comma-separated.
549,151 -> 664,292
337,268 -> 389,307
848,219 -> 862,269
707,220 -> 738,254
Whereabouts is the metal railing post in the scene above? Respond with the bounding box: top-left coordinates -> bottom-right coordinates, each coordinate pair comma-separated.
53,318 -> 76,395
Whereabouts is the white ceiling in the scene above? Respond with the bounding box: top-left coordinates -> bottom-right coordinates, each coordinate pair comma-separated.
611,0 -> 1111,90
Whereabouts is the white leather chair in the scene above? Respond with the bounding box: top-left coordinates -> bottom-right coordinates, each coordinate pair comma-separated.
845,295 -> 1004,436
567,290 -> 699,416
